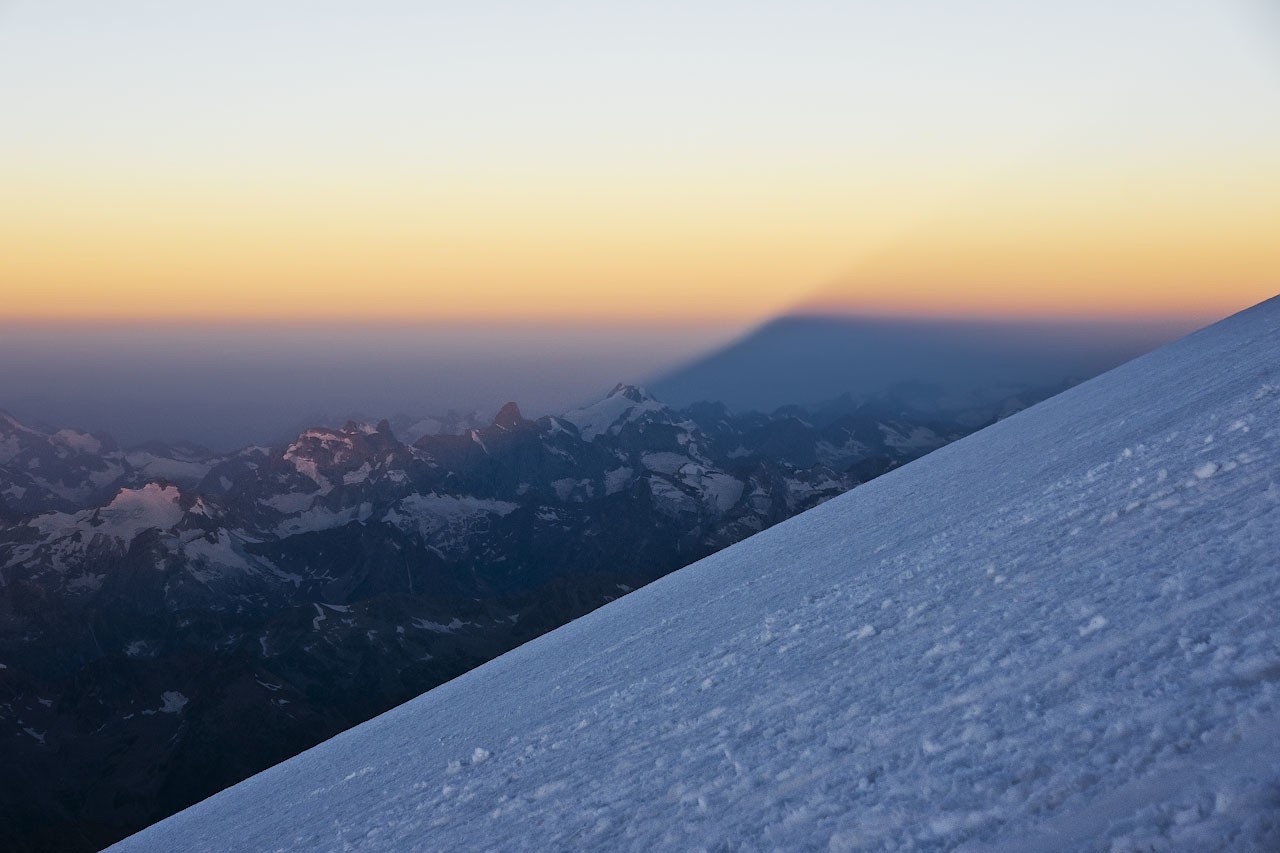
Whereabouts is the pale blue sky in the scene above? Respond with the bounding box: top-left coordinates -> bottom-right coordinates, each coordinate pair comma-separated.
4,1 -> 1276,178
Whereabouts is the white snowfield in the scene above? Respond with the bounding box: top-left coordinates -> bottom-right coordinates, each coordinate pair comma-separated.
112,299 -> 1280,852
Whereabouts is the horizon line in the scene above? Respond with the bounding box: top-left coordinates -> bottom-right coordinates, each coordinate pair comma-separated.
0,304 -> 1240,332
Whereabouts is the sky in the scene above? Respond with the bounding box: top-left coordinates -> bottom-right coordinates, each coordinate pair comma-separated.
1,0 -> 1277,326
0,2 -> 1277,445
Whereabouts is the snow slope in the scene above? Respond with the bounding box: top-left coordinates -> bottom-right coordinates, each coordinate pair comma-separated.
112,299 -> 1280,852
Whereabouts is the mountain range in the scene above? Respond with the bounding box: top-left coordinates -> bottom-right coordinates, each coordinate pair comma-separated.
0,380 -> 1058,851
109,297 -> 1280,852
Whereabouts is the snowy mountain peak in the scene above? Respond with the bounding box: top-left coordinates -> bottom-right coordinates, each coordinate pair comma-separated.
50,428 -> 108,455
98,482 -> 187,531
0,412 -> 113,455
564,385 -> 669,441
608,383 -> 655,403
16,482 -> 198,562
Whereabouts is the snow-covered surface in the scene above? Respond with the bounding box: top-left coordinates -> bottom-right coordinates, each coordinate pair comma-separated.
123,451 -> 213,486
689,468 -> 745,514
647,475 -> 699,517
383,493 -> 518,539
639,451 -> 689,475
261,491 -> 318,514
181,530 -> 256,574
112,299 -> 1280,852
276,502 -> 375,537
603,466 -> 634,495
879,423 -> 945,451
50,428 -> 103,454
3,483 -> 201,582
41,483 -> 186,544
158,691 -> 189,714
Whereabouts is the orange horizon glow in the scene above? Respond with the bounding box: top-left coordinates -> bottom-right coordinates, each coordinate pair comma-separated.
2,3 -> 1277,329
5,158 -> 1274,327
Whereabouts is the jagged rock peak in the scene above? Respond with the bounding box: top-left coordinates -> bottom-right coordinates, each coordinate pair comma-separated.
492,402 -> 527,430
607,383 -> 656,403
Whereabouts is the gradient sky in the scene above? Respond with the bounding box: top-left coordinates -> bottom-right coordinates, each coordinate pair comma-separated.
2,0 -> 1277,325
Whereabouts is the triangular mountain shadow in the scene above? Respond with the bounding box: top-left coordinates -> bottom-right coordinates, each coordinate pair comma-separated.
649,313 -> 1193,411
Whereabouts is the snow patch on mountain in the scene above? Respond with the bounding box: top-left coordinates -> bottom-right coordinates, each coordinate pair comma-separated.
51,429 -> 103,454
878,423 -> 944,451
158,692 -> 188,714
261,492 -> 316,514
282,429 -> 358,488
604,467 -> 634,495
683,468 -> 744,514
640,451 -> 688,476
181,530 -> 256,574
551,478 -> 594,502
384,494 -> 517,539
4,483 -> 194,577
412,617 -> 473,634
123,451 -> 212,486
815,437 -> 869,467
0,435 -> 21,465
647,476 -> 698,517
91,483 -> 187,540
276,502 -> 374,537
341,462 -> 373,485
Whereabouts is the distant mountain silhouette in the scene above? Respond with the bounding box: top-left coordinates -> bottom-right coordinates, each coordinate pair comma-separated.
649,314 -> 1192,410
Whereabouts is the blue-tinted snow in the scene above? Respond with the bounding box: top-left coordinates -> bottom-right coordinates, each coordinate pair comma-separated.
112,298 -> 1280,851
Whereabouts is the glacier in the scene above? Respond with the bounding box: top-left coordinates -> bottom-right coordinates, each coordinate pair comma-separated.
111,298 -> 1280,851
